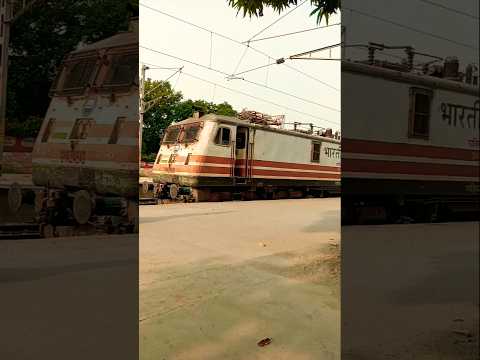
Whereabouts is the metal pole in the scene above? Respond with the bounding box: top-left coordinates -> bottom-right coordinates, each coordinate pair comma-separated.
0,1 -> 12,176
139,64 -> 148,165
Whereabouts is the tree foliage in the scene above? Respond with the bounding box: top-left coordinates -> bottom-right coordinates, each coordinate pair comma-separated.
142,80 -> 238,159
6,0 -> 137,136
227,0 -> 340,24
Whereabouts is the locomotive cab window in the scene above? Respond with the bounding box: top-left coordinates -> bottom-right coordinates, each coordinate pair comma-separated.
214,127 -> 231,146
409,87 -> 432,139
163,126 -> 181,144
63,59 -> 97,91
311,142 -> 321,163
179,123 -> 202,144
104,54 -> 138,87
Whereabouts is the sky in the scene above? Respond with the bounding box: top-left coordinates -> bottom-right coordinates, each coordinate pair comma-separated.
139,0 -> 342,132
343,0 -> 479,68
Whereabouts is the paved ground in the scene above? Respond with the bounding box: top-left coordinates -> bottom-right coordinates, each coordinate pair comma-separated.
342,222 -> 479,360
0,234 -> 138,360
140,198 -> 341,360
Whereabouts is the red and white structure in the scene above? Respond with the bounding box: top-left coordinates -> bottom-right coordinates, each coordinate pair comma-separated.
151,113 -> 341,201
342,58 -> 479,223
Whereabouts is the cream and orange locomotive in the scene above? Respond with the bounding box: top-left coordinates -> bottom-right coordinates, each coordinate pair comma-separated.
28,18 -> 139,235
342,49 -> 479,224
150,111 -> 341,202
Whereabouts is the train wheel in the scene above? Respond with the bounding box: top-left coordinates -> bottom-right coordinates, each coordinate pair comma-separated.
169,184 -> 179,200
73,190 -> 93,225
8,183 -> 23,214
34,190 -> 45,215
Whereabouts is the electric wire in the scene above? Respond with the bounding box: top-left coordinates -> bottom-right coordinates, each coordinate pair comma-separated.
139,2 -> 339,91
140,45 -> 340,112
247,0 -> 308,42
344,6 -> 478,50
142,62 -> 340,127
416,0 -> 479,20
245,22 -> 341,43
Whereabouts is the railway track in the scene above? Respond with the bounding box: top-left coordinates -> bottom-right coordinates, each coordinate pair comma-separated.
0,223 -> 41,240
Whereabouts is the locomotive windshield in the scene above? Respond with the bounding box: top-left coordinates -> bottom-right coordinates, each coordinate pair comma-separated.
162,122 -> 202,145
104,53 -> 138,87
163,126 -> 181,144
63,59 -> 97,91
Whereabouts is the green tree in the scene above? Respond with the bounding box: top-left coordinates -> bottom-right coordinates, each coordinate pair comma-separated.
227,0 -> 340,24
7,0 -> 136,136
142,80 -> 183,157
142,80 -> 238,160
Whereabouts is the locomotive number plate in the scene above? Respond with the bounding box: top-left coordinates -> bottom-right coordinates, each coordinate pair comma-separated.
60,150 -> 86,164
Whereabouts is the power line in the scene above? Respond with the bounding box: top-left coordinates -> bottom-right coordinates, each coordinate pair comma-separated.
247,0 -> 308,42
145,67 -> 183,96
140,46 -> 340,113
179,70 -> 339,127
283,63 -> 339,91
416,0 -> 479,20
139,2 -> 339,91
143,61 -> 340,127
245,23 -> 341,43
232,62 -> 279,76
232,45 -> 250,75
345,6 -> 479,51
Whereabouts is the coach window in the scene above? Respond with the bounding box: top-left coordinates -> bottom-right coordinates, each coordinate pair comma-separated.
214,127 -> 231,146
311,142 -> 321,163
409,87 -> 432,139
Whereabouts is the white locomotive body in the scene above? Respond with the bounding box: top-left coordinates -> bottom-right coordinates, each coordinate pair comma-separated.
342,60 -> 479,223
151,114 -> 341,201
24,19 -> 139,235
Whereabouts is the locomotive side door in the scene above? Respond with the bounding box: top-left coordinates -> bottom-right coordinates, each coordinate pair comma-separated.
234,126 -> 251,182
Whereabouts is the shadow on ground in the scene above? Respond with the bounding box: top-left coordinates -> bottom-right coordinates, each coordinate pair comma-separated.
140,242 -> 340,360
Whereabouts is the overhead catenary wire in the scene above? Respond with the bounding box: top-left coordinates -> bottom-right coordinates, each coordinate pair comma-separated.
139,3 -> 339,91
142,62 -> 339,128
140,45 -> 340,113
145,66 -> 184,96
246,0 -> 309,42
344,6 -> 479,51
182,70 -> 339,127
415,0 -> 479,20
244,22 -> 341,43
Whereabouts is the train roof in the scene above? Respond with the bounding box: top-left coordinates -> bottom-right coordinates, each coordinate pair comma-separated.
343,60 -> 479,96
71,31 -> 138,54
173,114 -> 341,143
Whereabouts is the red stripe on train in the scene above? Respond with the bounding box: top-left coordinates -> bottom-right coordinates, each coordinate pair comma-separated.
156,165 -> 340,179
171,155 -> 340,172
343,158 -> 479,177
343,138 -> 479,161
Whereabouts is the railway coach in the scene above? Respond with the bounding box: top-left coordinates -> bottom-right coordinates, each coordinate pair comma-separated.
342,53 -> 479,224
150,111 -> 341,202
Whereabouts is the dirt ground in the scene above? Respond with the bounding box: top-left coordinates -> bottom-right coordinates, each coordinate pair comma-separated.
140,198 -> 341,360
